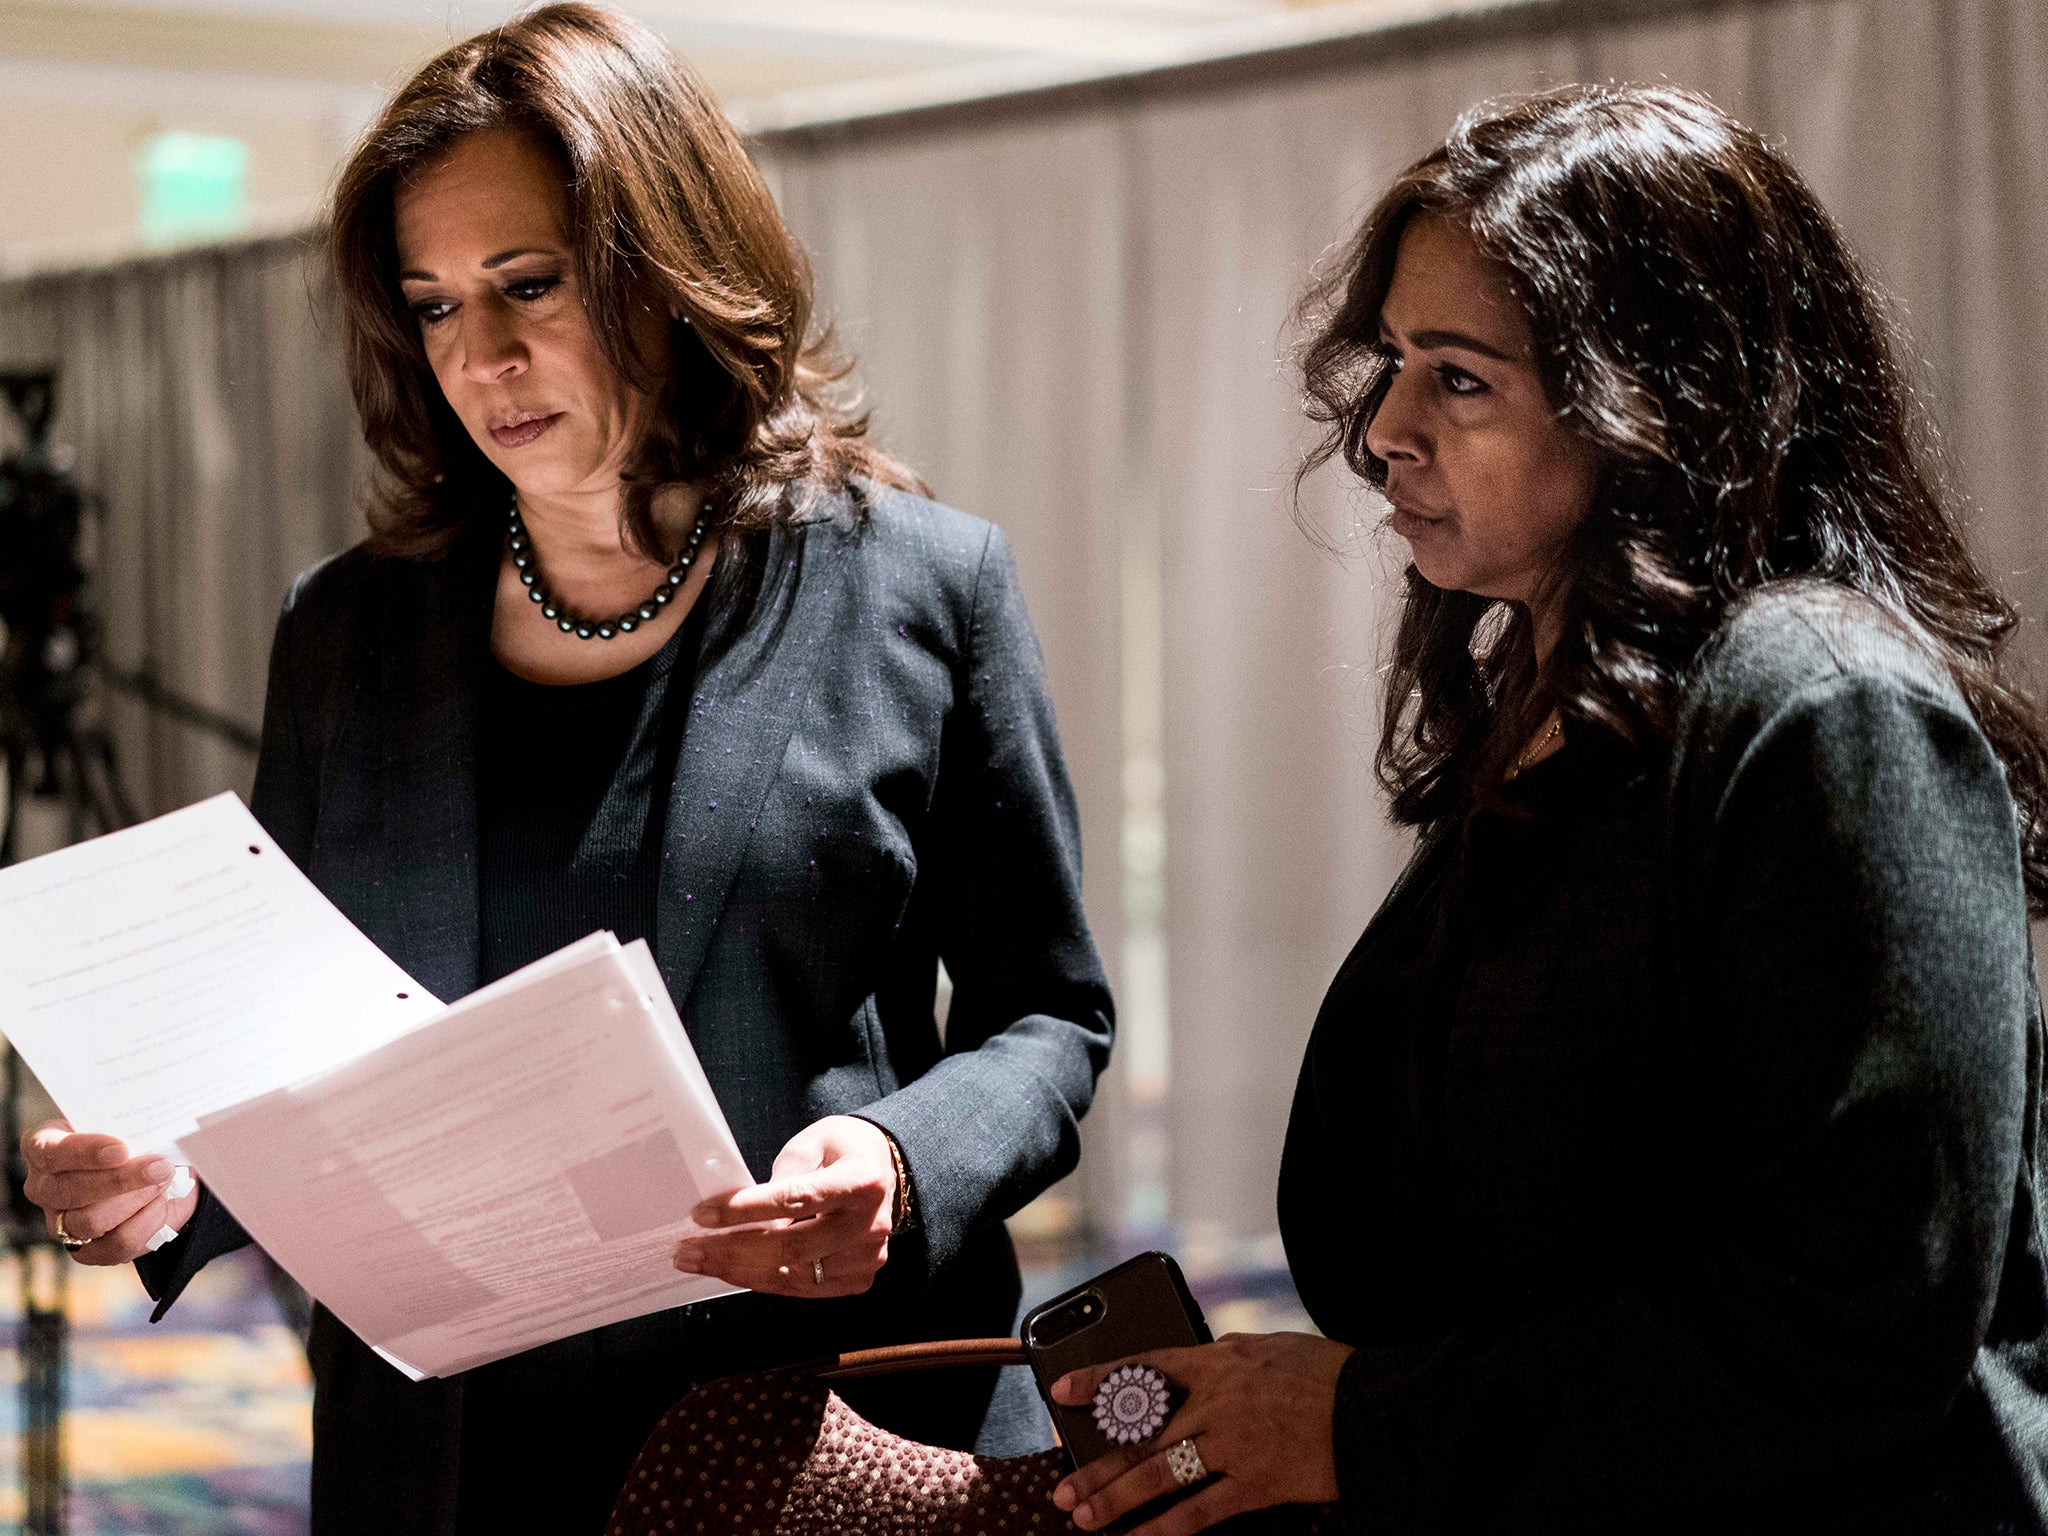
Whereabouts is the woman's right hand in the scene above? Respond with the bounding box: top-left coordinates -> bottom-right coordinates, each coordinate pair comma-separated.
19,1119 -> 201,1265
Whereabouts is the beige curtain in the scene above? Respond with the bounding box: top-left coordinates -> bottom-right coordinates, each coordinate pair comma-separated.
3,0 -> 2042,1257
0,237 -> 363,823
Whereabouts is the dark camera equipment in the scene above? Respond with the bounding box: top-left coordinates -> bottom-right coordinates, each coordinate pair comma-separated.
0,370 -> 260,869
0,370 -> 135,864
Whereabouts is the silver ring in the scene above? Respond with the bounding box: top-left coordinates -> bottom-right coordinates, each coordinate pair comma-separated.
1165,1437 -> 1207,1488
812,1257 -> 826,1286
53,1211 -> 87,1252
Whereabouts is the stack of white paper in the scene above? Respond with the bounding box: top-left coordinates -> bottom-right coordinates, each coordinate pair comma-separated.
0,793 -> 749,1378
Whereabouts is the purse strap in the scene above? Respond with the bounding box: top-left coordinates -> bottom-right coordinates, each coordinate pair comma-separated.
803,1337 -> 1027,1381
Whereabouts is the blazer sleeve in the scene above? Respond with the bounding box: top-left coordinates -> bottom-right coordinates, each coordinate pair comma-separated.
851,525 -> 1116,1276
1323,668 -> 2033,1531
132,577 -> 322,1318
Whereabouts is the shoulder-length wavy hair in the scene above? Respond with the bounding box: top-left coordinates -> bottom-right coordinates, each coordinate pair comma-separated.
330,1 -> 917,560
1297,83 -> 2048,910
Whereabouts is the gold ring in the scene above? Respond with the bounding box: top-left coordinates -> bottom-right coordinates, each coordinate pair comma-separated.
1165,1437 -> 1207,1488
53,1211 -> 88,1251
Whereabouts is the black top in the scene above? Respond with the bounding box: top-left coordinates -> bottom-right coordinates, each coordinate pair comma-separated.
1275,587 -> 2048,1535
456,601 -> 709,1534
1278,752 -> 1572,1352
475,599 -> 705,988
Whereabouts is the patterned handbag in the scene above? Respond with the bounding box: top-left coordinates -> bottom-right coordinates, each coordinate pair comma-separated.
604,1338 -> 1334,1536
603,1338 -> 1080,1535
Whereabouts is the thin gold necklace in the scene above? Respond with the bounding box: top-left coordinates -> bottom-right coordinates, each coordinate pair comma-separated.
1513,713 -> 1563,776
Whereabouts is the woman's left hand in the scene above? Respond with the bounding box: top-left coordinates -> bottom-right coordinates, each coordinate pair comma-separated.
1051,1332 -> 1356,1534
673,1115 -> 897,1297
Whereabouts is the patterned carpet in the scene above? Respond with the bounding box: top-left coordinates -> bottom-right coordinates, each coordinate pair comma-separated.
0,1248 -> 311,1534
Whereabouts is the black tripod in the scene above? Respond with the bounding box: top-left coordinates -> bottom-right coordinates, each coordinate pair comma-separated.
0,367 -> 108,1536
0,369 -> 281,1533
0,1055 -> 66,1536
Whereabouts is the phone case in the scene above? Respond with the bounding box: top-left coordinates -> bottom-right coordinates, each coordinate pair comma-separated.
1022,1251 -> 1212,1472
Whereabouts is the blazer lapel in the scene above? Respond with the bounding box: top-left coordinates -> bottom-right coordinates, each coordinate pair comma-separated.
655,516 -> 850,1010
374,538 -> 495,1005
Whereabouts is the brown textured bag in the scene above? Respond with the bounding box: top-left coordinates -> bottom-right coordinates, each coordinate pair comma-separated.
604,1339 -> 1081,1536
605,1338 -> 1334,1536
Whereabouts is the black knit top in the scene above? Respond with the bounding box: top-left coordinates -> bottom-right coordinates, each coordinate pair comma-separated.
458,597 -> 709,1533
475,600 -> 708,988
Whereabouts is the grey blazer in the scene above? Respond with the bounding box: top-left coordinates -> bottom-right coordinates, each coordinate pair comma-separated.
136,486 -> 1114,1531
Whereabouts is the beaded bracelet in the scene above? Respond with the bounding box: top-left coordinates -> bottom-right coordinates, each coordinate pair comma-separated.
883,1133 -> 918,1235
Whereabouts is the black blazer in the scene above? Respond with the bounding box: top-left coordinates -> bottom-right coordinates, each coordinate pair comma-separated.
137,486 -> 1114,1532
1283,583 -> 2048,1532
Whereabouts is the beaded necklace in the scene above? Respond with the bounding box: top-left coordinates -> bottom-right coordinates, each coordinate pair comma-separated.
507,493 -> 710,641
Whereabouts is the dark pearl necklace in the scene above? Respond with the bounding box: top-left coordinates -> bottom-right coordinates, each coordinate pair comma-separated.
506,494 -> 710,641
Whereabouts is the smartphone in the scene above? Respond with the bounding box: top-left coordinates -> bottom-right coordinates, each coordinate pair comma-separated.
1022,1250 -> 1212,1480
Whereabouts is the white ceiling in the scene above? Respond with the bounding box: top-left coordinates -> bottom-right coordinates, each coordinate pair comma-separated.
0,0 -> 1425,269
4,0 -> 1370,115
157,0 -> 1309,52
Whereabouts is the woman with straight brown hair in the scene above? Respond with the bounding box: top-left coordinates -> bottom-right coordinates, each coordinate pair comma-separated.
16,6 -> 1112,1532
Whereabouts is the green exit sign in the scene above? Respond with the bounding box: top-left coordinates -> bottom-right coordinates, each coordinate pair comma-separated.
135,132 -> 250,247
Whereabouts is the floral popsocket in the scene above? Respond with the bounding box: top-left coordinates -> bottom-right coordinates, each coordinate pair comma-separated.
1092,1363 -> 1173,1444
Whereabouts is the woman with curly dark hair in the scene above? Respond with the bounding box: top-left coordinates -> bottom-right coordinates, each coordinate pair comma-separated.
1051,84 -> 2048,1534
16,6 -> 1111,1532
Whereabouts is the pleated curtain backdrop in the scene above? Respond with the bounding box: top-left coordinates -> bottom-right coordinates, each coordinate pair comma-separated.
0,236 -> 364,818
2,0 -> 2042,1254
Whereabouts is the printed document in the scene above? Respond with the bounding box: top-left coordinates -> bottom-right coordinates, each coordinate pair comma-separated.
0,793 -> 750,1377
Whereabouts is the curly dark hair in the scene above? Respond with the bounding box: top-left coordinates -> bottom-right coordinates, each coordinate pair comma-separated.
1297,82 -> 2048,910
330,2 -> 919,561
